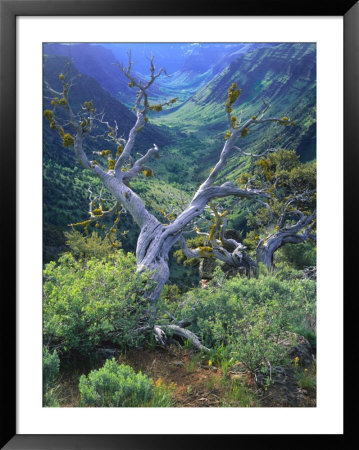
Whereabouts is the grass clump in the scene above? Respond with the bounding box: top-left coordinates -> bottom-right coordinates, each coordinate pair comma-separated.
43,346 -> 61,407
295,367 -> 316,391
221,379 -> 259,407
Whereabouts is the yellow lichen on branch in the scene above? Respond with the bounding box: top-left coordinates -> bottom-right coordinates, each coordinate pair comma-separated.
225,83 -> 241,113
62,133 -> 74,148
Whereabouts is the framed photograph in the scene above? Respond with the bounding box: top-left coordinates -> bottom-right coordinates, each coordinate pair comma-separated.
1,0 -> 356,448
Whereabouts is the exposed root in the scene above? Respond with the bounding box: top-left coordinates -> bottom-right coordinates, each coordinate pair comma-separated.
134,319 -> 210,353
156,324 -> 210,353
153,325 -> 167,346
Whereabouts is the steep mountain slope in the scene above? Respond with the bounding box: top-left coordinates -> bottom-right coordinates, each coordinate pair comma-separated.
44,43 -> 270,107
43,43 -> 163,107
153,43 -> 316,163
153,43 -> 272,105
42,54 -> 172,261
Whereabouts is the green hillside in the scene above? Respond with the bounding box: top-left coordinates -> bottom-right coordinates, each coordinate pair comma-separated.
152,43 -> 316,167
43,54 -> 174,262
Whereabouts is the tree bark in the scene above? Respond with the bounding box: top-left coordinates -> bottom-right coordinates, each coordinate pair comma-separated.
256,212 -> 316,270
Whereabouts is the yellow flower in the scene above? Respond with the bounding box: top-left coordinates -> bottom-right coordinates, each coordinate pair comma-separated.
143,169 -> 152,177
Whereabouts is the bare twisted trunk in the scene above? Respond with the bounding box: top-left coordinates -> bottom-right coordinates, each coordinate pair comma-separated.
256,211 -> 316,269
136,221 -> 176,302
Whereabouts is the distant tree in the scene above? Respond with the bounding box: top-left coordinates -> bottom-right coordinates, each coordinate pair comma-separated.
44,53 -> 302,349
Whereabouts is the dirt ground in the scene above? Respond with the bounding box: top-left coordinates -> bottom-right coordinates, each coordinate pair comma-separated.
59,346 -> 316,408
120,347 -> 256,407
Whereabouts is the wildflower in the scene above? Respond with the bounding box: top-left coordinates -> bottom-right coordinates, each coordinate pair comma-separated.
143,169 -> 152,177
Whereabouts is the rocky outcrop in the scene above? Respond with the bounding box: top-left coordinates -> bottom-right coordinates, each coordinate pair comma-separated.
281,331 -> 315,367
302,266 -> 316,281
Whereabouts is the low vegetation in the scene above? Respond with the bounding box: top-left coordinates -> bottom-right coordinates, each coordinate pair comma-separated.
43,244 -> 316,407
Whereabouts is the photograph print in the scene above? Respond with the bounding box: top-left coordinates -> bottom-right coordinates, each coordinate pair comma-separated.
42,42 -> 316,408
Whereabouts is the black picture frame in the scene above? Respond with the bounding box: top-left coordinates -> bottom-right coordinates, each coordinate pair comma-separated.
1,0 -> 356,448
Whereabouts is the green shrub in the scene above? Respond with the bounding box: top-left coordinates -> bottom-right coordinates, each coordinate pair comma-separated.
64,230 -> 120,260
169,268 -> 316,373
79,358 -> 173,407
275,241 -> 316,270
43,251 -> 150,356
271,261 -> 303,281
160,283 -> 181,303
43,347 -> 60,395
